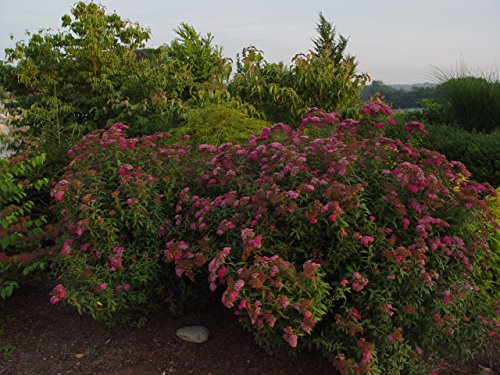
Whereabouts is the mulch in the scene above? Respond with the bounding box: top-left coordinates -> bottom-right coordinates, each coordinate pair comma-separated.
0,282 -> 497,375
0,282 -> 332,375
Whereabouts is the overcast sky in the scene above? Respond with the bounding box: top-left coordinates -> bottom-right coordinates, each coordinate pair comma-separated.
1,0 -> 499,84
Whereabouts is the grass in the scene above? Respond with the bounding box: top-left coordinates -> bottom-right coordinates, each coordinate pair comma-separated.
432,62 -> 500,132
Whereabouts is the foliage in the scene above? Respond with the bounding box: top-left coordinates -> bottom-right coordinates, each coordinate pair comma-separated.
159,103 -> 498,373
4,2 -> 151,139
164,23 -> 231,92
312,12 -> 349,65
49,123 -> 209,320
229,14 -> 368,125
435,76 -> 500,132
428,62 -> 500,132
383,118 -> 500,187
361,81 -> 438,109
0,151 -> 54,301
170,103 -> 269,146
53,100 -> 498,373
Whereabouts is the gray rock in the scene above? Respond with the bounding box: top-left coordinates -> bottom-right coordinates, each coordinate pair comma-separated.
176,325 -> 210,344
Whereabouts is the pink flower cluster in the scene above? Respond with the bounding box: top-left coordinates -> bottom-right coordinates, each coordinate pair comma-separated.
403,121 -> 429,134
50,284 -> 67,304
108,246 -> 124,271
351,272 -> 369,292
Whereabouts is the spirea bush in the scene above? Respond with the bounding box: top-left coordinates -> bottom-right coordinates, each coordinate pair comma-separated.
383,119 -> 500,187
50,123 -> 209,320
52,101 -> 498,373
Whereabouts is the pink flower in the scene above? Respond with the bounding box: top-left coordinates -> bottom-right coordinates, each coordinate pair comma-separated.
253,235 -> 263,249
283,327 -> 298,348
340,279 -> 349,286
50,296 -> 60,304
60,239 -> 73,257
217,266 -> 228,279
209,282 -> 217,292
402,218 -> 410,229
234,280 -> 245,291
403,121 -> 429,134
275,295 -> 290,309
51,284 -> 66,304
55,190 -> 64,201
361,348 -> 372,364
359,236 -> 374,246
351,273 -> 369,292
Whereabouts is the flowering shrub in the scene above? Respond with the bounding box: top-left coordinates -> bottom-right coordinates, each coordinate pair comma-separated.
50,123 -> 206,320
160,101 -> 498,372
53,101 -> 498,372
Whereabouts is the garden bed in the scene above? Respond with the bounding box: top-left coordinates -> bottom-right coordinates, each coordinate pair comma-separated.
1,282 -> 497,375
0,282 -> 333,375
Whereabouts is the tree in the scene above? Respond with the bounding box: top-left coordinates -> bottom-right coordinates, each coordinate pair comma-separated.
312,12 -> 349,66
4,1 -> 152,148
229,14 -> 368,125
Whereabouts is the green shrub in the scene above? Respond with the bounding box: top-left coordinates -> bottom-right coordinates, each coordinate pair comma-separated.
436,76 -> 500,132
428,63 -> 500,132
170,104 -> 269,146
228,14 -> 368,125
384,119 -> 500,186
0,151 -> 54,301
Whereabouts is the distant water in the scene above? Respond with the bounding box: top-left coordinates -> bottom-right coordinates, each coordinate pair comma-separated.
393,107 -> 422,113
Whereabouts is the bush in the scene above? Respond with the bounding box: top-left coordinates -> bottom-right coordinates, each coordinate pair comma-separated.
170,104 -> 269,146
228,14 -> 368,125
49,123 -> 212,320
435,76 -> 500,132
383,119 -> 500,186
165,104 -> 498,373
53,100 -> 498,372
1,3 -> 237,176
0,151 -> 55,301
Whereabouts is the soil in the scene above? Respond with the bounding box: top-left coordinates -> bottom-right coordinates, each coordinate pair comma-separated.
0,282 -> 497,375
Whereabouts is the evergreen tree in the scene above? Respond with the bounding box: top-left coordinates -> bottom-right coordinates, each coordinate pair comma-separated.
312,12 -> 349,65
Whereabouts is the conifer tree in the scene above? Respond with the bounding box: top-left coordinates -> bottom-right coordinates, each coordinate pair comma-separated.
312,12 -> 349,65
